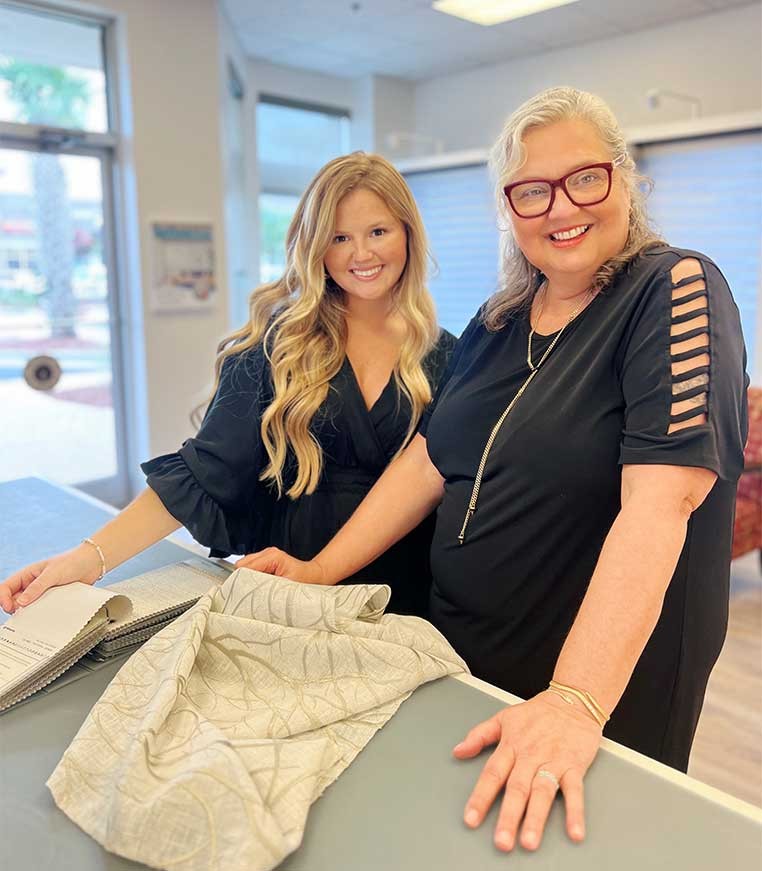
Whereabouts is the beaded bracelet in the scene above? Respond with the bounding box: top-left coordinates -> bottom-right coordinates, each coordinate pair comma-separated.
82,537 -> 107,581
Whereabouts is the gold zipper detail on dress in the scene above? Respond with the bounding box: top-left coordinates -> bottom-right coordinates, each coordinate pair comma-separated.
457,297 -> 588,546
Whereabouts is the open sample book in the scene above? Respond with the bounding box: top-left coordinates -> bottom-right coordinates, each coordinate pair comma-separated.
0,557 -> 231,712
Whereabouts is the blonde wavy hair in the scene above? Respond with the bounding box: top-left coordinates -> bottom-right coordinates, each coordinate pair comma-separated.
484,87 -> 663,330
206,152 -> 439,499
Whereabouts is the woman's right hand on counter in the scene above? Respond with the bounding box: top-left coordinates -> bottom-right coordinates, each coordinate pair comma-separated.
235,548 -> 328,585
0,488 -> 186,615
0,544 -> 103,614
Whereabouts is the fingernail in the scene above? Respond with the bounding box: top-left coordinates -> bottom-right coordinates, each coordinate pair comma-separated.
495,830 -> 513,850
523,830 -> 538,849
464,808 -> 479,827
571,824 -> 584,840
453,741 -> 465,752
16,595 -> 28,606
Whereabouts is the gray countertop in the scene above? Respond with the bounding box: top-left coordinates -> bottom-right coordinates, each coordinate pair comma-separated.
1,477 -> 760,870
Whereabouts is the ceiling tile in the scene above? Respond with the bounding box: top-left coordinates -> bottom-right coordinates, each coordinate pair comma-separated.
316,32 -> 419,59
582,0 -> 711,30
496,4 -> 621,49
235,13 -> 342,44
702,0 -> 757,8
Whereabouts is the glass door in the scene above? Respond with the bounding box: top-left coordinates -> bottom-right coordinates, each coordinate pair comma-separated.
0,144 -> 126,503
0,3 -> 128,505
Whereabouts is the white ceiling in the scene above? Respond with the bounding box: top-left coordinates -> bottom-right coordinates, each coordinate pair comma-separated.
222,0 -> 754,80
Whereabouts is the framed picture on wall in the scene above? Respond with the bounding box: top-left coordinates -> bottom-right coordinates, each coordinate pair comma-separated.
150,221 -> 216,313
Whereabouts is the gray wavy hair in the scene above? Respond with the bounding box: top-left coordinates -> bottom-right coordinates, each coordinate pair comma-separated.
484,86 -> 663,331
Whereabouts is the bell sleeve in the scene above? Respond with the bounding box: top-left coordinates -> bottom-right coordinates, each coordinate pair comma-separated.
141,345 -> 274,555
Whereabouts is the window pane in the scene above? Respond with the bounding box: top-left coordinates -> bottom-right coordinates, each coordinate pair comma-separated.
259,193 -> 300,282
0,5 -> 107,133
257,102 -> 349,186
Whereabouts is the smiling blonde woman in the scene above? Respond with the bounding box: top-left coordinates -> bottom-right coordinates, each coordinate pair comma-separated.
1,152 -> 456,620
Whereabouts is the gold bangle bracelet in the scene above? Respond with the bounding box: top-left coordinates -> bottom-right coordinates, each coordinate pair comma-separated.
548,680 -> 609,726
548,680 -> 609,728
82,537 -> 107,581
547,686 -> 605,728
546,687 -> 604,726
549,680 -> 608,723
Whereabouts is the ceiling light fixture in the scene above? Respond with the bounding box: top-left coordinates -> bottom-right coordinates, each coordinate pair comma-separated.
432,0 -> 580,26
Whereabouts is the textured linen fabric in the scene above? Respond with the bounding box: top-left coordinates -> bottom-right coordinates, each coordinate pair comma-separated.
420,246 -> 748,770
141,330 -> 457,618
47,570 -> 468,871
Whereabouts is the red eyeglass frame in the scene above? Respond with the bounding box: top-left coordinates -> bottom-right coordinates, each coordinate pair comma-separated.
503,157 -> 624,218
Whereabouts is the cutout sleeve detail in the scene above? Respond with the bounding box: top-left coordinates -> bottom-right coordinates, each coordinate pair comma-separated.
619,250 -> 748,483
668,259 -> 709,434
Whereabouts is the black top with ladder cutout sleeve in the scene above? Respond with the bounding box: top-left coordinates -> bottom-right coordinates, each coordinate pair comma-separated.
420,246 -> 748,770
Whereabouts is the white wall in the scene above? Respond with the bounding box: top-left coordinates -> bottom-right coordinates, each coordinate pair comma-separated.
351,74 -> 375,151
414,4 -> 762,152
374,77 -> 415,153
351,74 -> 416,158
96,0 -> 231,487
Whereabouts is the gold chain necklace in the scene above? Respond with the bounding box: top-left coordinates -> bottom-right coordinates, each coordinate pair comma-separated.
528,285 -> 590,370
457,287 -> 592,545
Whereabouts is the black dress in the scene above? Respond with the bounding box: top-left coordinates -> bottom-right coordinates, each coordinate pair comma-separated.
142,329 -> 456,618
420,247 -> 748,770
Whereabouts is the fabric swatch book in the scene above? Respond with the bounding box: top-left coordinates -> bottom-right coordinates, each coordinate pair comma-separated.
0,557 -> 231,712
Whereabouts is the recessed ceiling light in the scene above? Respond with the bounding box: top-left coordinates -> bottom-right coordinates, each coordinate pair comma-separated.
432,0 -> 581,26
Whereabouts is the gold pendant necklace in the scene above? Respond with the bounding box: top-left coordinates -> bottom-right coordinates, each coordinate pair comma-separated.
458,286 -> 592,546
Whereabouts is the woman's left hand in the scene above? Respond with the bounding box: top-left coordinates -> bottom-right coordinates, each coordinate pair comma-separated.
454,690 -> 602,852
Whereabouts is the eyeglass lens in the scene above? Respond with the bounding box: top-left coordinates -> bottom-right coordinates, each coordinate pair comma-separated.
509,165 -> 611,217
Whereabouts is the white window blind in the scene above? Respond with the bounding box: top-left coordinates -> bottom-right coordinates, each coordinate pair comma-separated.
637,130 -> 762,370
404,163 -> 499,337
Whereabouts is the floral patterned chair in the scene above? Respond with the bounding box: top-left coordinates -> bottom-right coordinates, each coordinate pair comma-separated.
732,386 -> 762,562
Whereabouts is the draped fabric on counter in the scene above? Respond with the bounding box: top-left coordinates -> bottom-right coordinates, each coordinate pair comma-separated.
47,570 -> 468,871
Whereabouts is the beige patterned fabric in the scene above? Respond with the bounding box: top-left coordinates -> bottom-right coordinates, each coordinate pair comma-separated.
47,569 -> 468,871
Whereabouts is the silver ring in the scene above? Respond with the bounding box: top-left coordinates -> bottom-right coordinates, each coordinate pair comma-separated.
536,768 -> 560,789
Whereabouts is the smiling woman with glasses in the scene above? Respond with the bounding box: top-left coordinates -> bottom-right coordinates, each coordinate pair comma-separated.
234,88 -> 748,855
